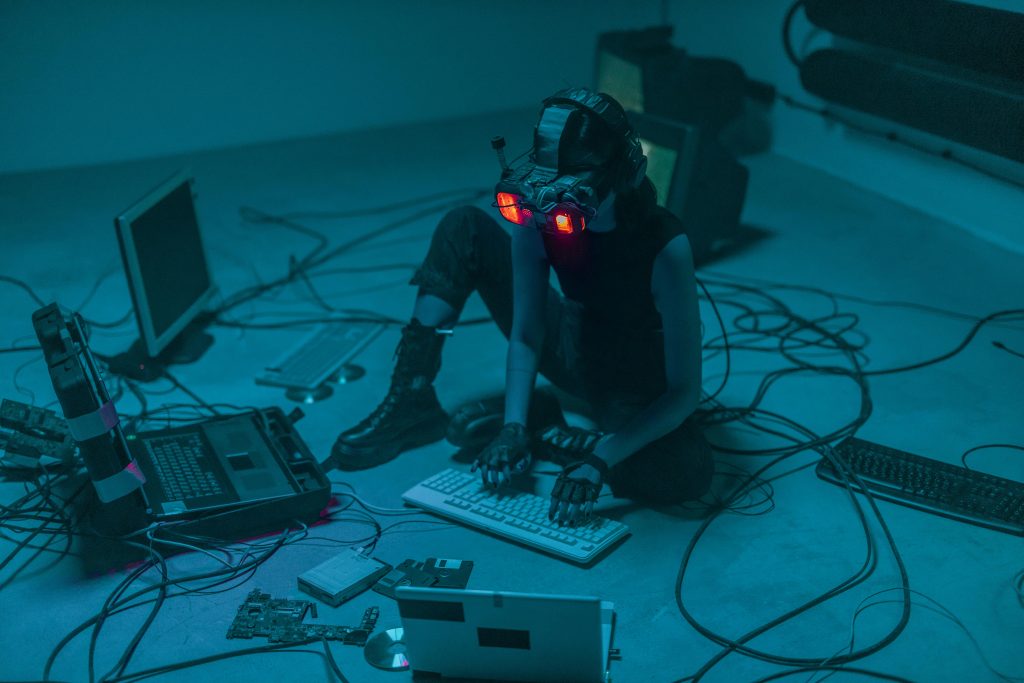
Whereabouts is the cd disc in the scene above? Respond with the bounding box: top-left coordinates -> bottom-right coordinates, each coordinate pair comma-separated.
364,627 -> 409,671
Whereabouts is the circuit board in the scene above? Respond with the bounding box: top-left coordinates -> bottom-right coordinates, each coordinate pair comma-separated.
0,399 -> 75,468
226,589 -> 379,645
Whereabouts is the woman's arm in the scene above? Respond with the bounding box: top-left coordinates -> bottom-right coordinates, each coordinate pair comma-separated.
593,234 -> 702,468
504,226 -> 550,427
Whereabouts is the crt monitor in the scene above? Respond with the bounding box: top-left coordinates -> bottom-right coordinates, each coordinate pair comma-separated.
596,27 -> 767,138
595,38 -> 647,113
594,26 -> 675,115
627,111 -> 749,266
111,170 -> 216,380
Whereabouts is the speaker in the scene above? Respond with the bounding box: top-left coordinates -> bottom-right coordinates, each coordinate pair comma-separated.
800,49 -> 1024,163
805,0 -> 1024,84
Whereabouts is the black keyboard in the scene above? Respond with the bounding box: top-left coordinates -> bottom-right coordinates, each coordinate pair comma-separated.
145,434 -> 226,502
817,437 -> 1024,536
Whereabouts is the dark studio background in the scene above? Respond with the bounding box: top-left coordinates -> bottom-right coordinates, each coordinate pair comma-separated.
1,1 -> 1022,682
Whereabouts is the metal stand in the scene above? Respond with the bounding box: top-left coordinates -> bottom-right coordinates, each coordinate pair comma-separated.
284,364 -> 366,404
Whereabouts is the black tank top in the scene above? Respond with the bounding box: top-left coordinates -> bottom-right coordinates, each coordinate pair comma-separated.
542,204 -> 686,331
541,204 -> 688,396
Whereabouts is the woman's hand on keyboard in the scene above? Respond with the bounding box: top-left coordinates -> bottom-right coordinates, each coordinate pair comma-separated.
549,456 -> 608,527
471,422 -> 532,489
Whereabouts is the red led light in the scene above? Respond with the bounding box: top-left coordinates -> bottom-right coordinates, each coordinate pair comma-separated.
554,212 -> 573,233
496,192 -> 532,225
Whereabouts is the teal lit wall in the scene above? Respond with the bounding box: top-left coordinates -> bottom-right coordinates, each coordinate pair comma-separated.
663,0 -> 1024,254
0,0 -> 661,173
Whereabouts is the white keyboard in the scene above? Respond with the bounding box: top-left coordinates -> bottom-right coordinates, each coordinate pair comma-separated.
256,322 -> 385,390
402,469 -> 630,564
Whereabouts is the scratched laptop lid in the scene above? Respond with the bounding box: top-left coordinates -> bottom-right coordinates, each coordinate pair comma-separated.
397,586 -> 612,683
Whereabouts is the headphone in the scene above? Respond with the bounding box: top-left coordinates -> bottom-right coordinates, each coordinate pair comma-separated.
540,88 -> 648,192
493,88 -> 648,235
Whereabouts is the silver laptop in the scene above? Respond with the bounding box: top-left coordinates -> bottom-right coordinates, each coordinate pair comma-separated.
396,586 -> 615,683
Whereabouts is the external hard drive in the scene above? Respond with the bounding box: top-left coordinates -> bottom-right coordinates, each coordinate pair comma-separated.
298,549 -> 392,607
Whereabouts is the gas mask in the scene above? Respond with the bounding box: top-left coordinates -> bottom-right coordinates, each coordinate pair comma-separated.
492,88 -> 647,236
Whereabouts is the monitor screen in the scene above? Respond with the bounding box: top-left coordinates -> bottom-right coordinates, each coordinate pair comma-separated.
596,49 -> 645,112
639,137 -> 678,207
629,111 -> 700,219
116,171 -> 215,357
629,110 -> 750,266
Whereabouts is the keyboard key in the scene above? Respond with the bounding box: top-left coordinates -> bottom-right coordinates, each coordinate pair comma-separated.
257,322 -> 386,390
818,437 -> 1024,536
146,435 -> 226,501
403,469 -> 629,564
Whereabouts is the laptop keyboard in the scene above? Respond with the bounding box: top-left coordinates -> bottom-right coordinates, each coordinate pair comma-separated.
402,469 -> 630,564
146,434 -> 226,501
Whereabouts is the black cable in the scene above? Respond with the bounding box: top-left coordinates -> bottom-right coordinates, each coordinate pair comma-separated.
0,471 -> 82,590
103,638 -> 333,683
751,666 -> 915,683
960,443 -> 1024,471
0,480 -> 86,576
213,189 -> 488,320
270,187 -> 490,221
776,92 -> 1024,191
42,526 -> 298,680
673,275 -> 922,681
159,370 -> 219,416
676,416 -> 909,681
295,259 -> 342,313
0,274 -> 47,307
40,483 -> 411,682
993,340 -> 1024,360
701,270 -> 1024,332
239,206 -> 329,256
697,279 -> 1023,385
80,309 -> 134,330
10,187 -> 1014,680
860,309 -> 1024,376
0,345 -> 42,354
90,514 -> 381,681
98,542 -> 170,683
303,263 -> 419,276
813,587 -> 1024,683
88,555 -> 160,683
782,0 -> 807,68
696,276 -> 731,405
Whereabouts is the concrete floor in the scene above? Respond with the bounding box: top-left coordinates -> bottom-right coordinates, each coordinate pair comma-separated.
1,109 -> 1023,683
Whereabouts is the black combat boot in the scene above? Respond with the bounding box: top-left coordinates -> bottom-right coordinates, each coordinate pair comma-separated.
445,387 -> 568,451
331,320 -> 449,470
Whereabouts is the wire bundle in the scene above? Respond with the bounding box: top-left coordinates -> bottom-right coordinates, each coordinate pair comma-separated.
671,271 -> 1024,681
2,189 -> 1023,682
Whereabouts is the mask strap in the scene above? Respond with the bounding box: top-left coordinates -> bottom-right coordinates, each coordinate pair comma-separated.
534,106 -> 572,173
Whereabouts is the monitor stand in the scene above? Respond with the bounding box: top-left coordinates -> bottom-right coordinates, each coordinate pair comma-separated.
105,319 -> 214,382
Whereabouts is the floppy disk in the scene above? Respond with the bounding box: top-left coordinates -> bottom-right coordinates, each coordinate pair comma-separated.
372,559 -> 435,599
372,557 -> 474,599
424,557 -> 473,589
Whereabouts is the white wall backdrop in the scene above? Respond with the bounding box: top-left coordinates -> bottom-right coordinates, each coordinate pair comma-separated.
0,0 -> 662,173
2,0 -> 1020,252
